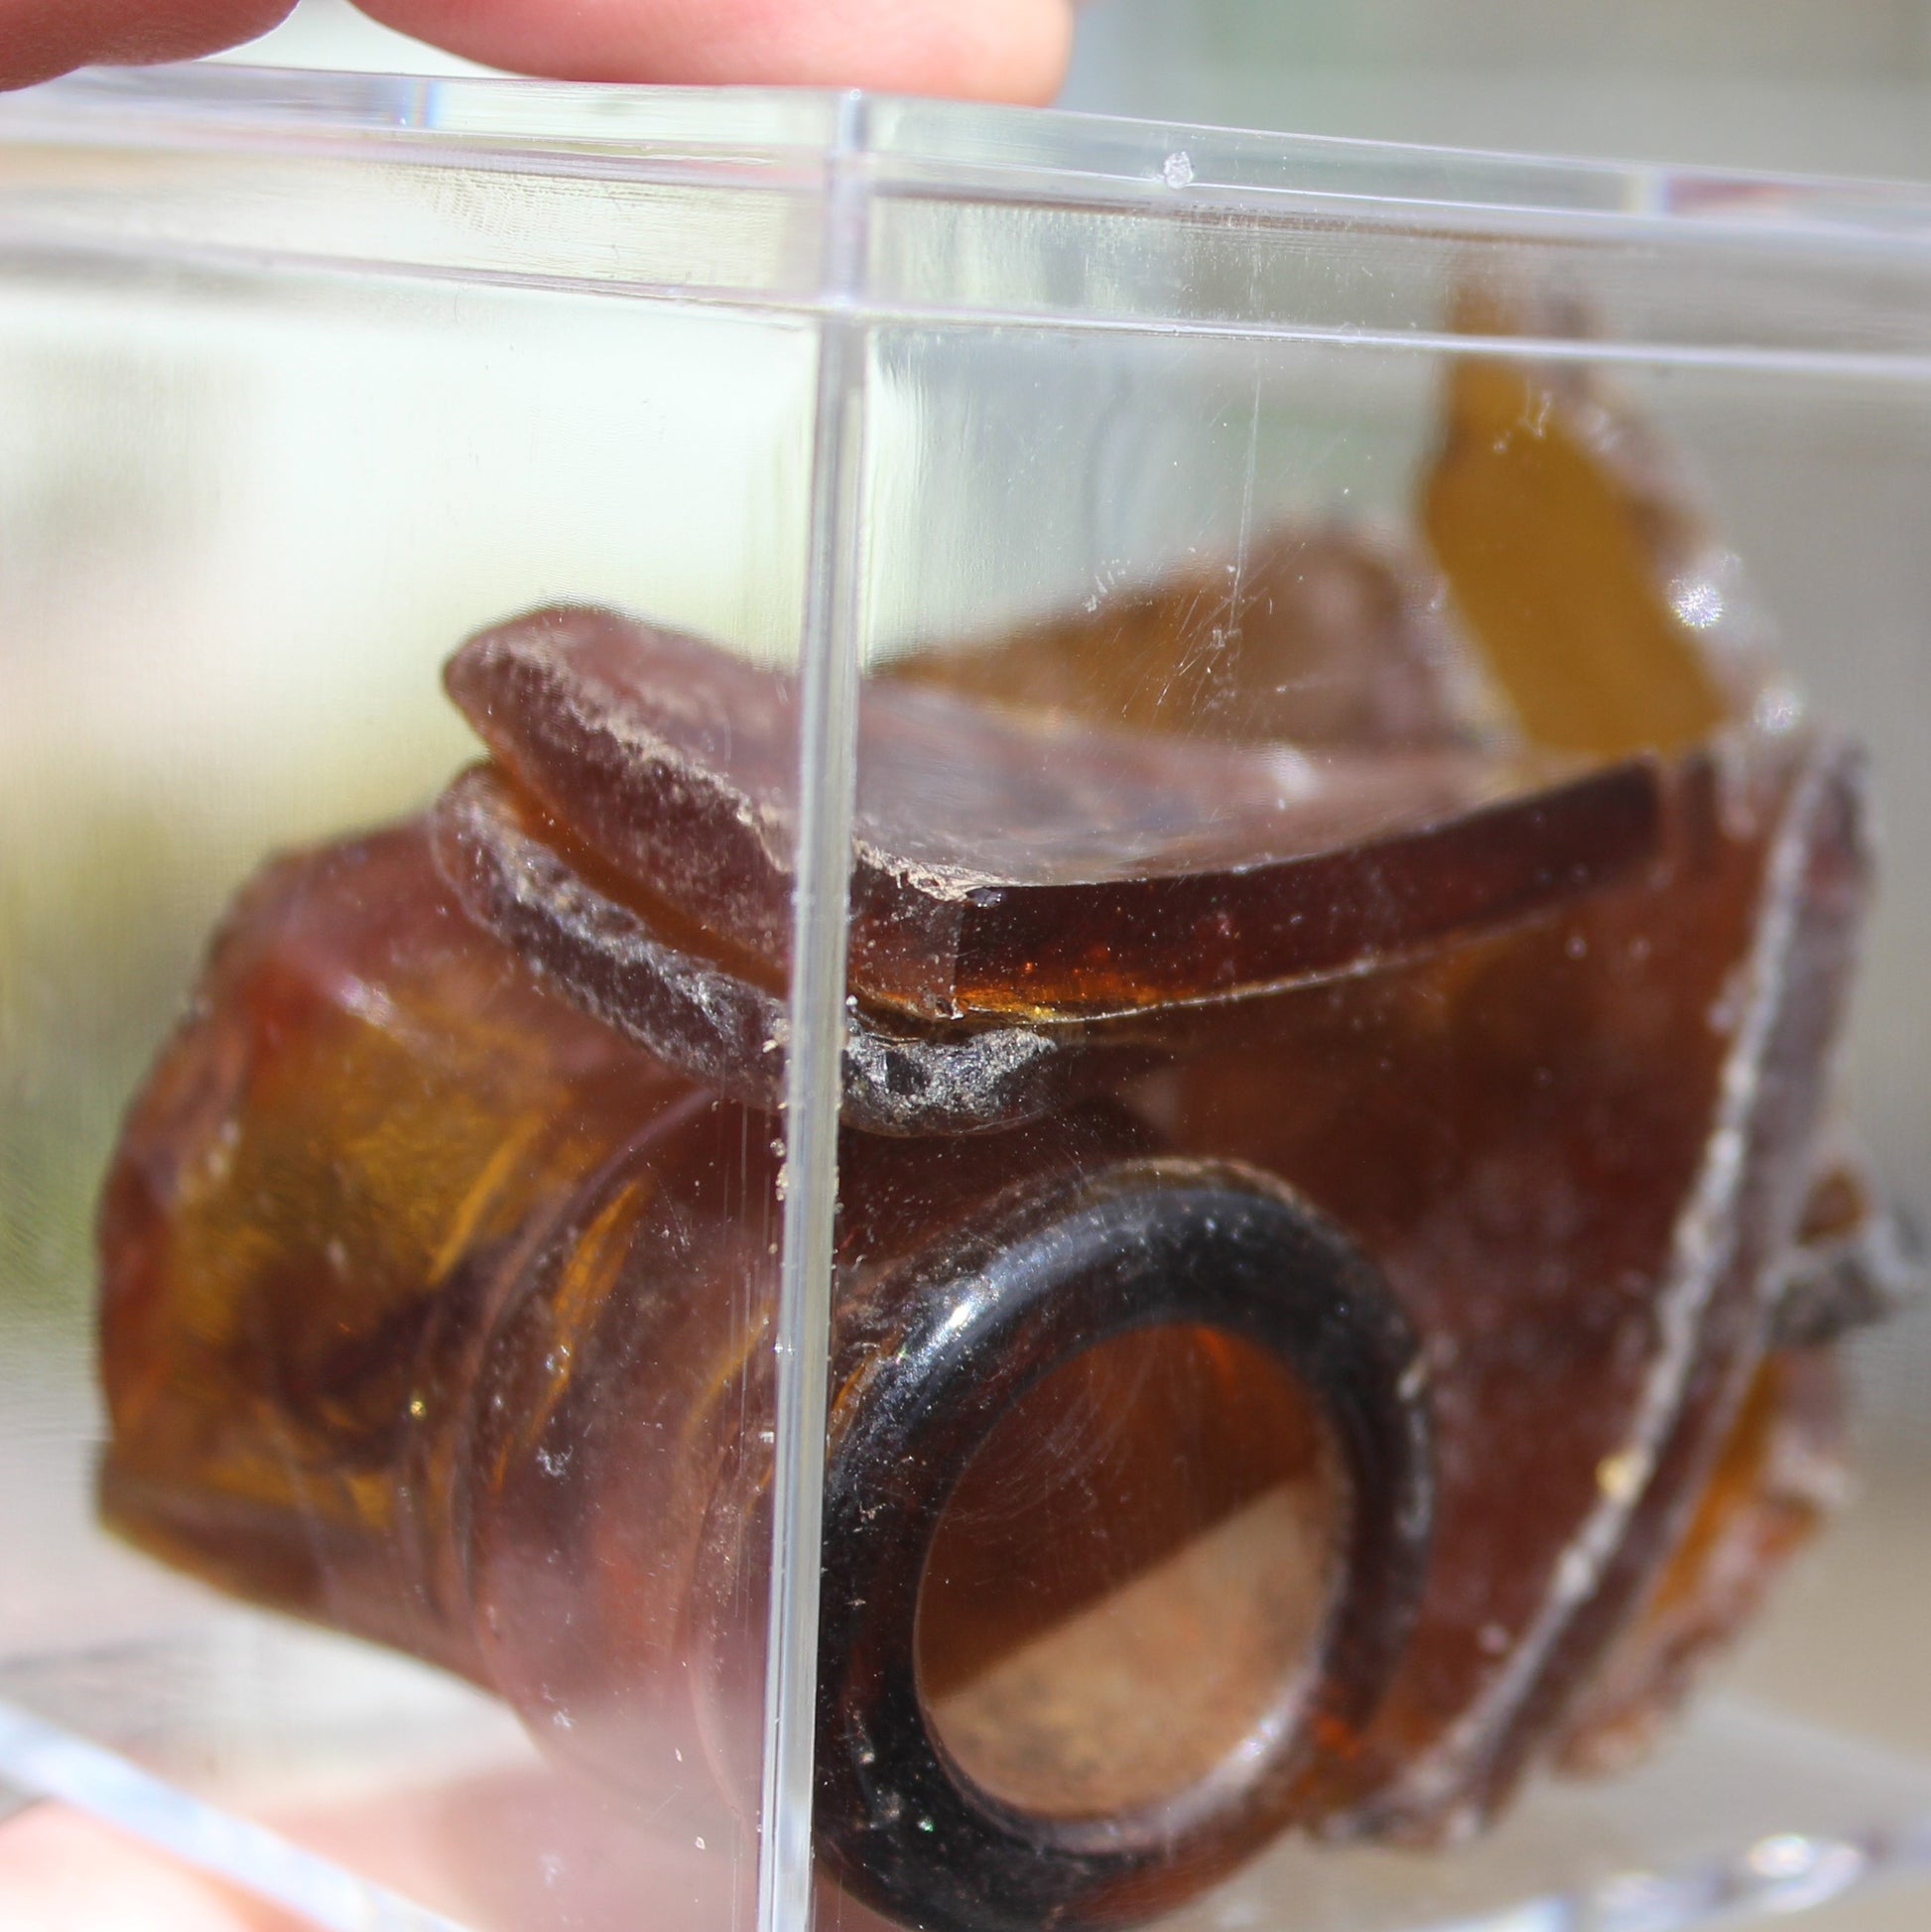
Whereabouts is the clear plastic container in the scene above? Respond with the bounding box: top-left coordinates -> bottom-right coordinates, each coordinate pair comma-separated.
0,63 -> 1928,1932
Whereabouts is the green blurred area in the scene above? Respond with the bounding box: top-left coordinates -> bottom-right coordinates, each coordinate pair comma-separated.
0,811 -> 187,1347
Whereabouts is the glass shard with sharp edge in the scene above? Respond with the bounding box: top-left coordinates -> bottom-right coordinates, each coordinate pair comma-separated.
444,607 -> 1665,1023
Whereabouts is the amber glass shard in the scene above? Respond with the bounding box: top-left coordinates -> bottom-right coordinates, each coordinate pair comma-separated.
1554,1346 -> 1850,1777
1423,295 -> 1757,759
92,732 -> 1872,1927
1126,730 -> 1867,1841
1584,1158 -> 1914,1787
96,815 -> 1434,1932
92,269 -> 1887,1932
429,761 -> 1136,1136
881,522 -> 1507,751
447,606 -> 1662,1022
95,825 -> 704,1674
814,1156 -> 1431,1931
913,1321 -> 1345,1822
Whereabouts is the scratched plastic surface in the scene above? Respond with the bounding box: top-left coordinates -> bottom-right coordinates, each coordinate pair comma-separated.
2,62 -> 1930,1932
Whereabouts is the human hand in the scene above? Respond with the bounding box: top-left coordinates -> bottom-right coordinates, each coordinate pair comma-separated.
0,0 -> 1074,100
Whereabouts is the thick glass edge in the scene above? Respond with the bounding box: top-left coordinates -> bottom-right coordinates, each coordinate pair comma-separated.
6,61 -> 1931,248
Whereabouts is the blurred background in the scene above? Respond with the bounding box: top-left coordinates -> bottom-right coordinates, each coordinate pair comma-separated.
1066,0 -> 1931,176
228,0 -> 1931,175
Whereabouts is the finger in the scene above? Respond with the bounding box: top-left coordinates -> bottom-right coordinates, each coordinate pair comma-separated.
354,0 -> 1075,103
0,0 -> 296,91
0,1802 -> 305,1931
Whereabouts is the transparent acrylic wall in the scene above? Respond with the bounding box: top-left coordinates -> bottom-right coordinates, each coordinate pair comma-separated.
0,66 -> 840,1932
1,64 -> 1929,1932
822,137 -> 1931,1932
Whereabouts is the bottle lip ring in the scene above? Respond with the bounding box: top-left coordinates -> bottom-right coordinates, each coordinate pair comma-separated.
815,1157 -> 1434,1932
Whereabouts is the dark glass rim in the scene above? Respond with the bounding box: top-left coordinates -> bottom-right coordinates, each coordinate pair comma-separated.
816,1157 -> 1434,1932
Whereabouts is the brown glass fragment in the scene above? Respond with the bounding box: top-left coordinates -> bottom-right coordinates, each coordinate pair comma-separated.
95,287 -> 1894,1932
1117,728 -> 1867,1843
914,1326 -> 1347,1820
1422,290 -> 1760,759
1551,1160 -> 1920,1776
446,606 -> 1662,1022
97,822 -> 1431,1932
882,522 -> 1504,751
94,714 -> 1872,1931
1554,1347 -> 1850,1777
94,724 -> 1874,1927
428,761 -> 1121,1136
1546,1159 -> 1925,1777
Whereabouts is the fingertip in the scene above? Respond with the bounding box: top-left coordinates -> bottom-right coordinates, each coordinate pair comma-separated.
353,0 -> 1076,104
0,0 -> 299,92
904,0 -> 1076,106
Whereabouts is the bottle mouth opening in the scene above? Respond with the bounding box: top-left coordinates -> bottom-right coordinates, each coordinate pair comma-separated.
913,1321 -> 1349,1823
